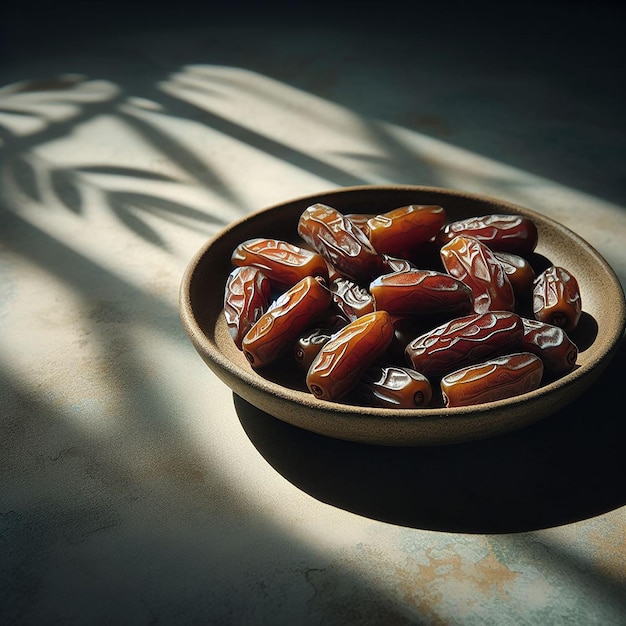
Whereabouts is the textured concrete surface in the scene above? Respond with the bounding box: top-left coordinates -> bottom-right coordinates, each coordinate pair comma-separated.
2,2 -> 626,624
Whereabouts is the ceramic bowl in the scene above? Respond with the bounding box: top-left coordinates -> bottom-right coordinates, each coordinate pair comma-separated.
179,185 -> 626,446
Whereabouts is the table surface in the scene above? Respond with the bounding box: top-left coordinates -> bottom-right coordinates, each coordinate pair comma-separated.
2,3 -> 626,624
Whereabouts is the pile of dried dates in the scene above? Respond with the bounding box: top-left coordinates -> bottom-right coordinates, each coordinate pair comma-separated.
223,202 -> 582,409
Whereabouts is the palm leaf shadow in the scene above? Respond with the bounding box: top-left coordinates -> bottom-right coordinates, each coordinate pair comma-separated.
154,82 -> 369,190
8,155 -> 41,203
50,168 -> 83,214
107,191 -> 168,248
106,190 -> 227,248
118,108 -> 244,208
76,165 -> 181,182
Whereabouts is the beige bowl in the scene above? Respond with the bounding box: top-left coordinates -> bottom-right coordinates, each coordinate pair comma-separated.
179,185 -> 626,446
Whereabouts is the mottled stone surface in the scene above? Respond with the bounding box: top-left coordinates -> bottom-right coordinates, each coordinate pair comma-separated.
1,2 -> 625,624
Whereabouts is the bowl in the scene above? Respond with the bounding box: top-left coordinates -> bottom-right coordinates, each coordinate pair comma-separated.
179,185 -> 626,446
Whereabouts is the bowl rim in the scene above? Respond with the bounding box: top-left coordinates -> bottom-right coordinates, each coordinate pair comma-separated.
179,184 -> 626,439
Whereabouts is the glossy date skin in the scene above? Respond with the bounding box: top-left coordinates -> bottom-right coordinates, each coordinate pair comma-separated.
369,269 -> 473,317
380,254 -> 416,274
437,214 -> 539,255
330,276 -> 375,321
231,237 -> 328,289
294,327 -> 334,370
351,364 -> 433,409
223,266 -> 272,349
366,204 -> 447,257
532,265 -> 582,332
440,235 -> 516,313
520,317 -> 578,377
297,203 -> 384,284
306,310 -> 394,401
242,275 -> 331,368
493,250 -> 536,302
440,352 -> 544,408
405,310 -> 525,379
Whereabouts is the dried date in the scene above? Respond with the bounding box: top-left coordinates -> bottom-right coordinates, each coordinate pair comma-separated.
297,203 -> 384,283
366,204 -> 446,257
294,327 -> 334,370
532,265 -> 582,332
223,266 -> 272,349
306,310 -> 394,401
440,235 -> 516,313
437,213 -> 538,255
405,310 -> 525,379
369,269 -> 473,317
231,237 -> 328,289
520,317 -> 578,377
440,352 -> 544,407
242,275 -> 331,368
351,364 -> 432,408
493,250 -> 536,302
330,276 -> 375,321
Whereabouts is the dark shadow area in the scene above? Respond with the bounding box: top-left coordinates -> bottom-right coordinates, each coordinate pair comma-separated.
2,1 -> 625,207
236,340 -> 626,534
0,364 -> 424,626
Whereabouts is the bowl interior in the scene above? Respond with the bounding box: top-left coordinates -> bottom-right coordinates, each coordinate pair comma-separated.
180,185 -> 626,445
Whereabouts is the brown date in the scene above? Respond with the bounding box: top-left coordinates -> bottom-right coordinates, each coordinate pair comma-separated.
493,250 -> 536,302
532,265 -> 582,332
330,276 -> 375,321
231,237 -> 328,289
242,275 -> 331,368
380,254 -> 417,274
437,214 -> 539,255
520,317 -> 578,377
294,327 -> 334,370
366,204 -> 447,257
405,310 -> 525,379
440,235 -> 516,313
345,213 -> 372,236
440,352 -> 544,407
369,269 -> 473,317
297,203 -> 384,283
223,266 -> 272,349
306,310 -> 394,401
351,364 -> 433,408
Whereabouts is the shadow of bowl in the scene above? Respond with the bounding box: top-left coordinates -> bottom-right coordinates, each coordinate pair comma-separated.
235,341 -> 626,533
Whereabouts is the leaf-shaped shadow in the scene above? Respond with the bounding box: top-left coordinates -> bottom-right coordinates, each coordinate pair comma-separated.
76,165 -> 180,182
107,190 -> 227,230
118,108 -> 243,208
50,168 -> 83,214
0,75 -> 86,96
107,191 -> 168,249
9,155 -> 41,203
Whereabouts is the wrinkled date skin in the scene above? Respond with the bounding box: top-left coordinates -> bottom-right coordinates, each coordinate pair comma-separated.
533,265 -> 582,332
297,203 -> 384,283
441,352 -> 544,407
242,275 -> 331,368
369,269 -> 473,317
306,310 -> 394,401
294,327 -> 334,370
223,266 -> 272,349
440,235 -> 516,313
493,251 -> 536,301
380,254 -> 416,273
366,204 -> 447,257
351,364 -> 433,408
231,237 -> 328,289
405,310 -> 525,379
520,317 -> 578,377
437,213 -> 539,255
345,213 -> 371,236
330,276 -> 375,321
